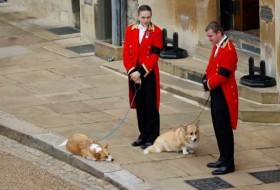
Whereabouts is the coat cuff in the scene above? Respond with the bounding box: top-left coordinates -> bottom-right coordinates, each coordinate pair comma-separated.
138,64 -> 149,78
207,80 -> 211,90
128,67 -> 137,76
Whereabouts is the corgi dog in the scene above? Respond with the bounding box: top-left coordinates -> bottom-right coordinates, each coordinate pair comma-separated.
144,121 -> 200,155
59,133 -> 114,162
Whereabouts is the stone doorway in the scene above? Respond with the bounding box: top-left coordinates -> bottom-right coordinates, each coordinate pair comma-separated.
220,0 -> 260,35
72,0 -> 80,29
220,0 -> 260,54
233,0 -> 259,34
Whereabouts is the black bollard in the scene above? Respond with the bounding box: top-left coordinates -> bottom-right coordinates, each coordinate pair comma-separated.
240,57 -> 276,87
260,60 -> 266,81
173,32 -> 178,52
160,28 -> 188,59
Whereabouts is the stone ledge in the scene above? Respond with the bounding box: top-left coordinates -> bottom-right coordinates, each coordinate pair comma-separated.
0,110 -> 151,190
95,40 -> 123,61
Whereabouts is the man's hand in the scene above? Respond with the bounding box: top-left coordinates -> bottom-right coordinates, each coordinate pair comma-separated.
202,74 -> 209,91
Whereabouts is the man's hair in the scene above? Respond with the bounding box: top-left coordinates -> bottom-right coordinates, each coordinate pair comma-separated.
205,21 -> 224,35
138,4 -> 152,15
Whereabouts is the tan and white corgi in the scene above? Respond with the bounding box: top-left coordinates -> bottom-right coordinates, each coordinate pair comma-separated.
144,121 -> 200,155
59,133 -> 114,162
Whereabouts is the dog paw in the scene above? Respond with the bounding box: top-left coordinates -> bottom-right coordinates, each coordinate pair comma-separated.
143,149 -> 149,155
188,149 -> 194,154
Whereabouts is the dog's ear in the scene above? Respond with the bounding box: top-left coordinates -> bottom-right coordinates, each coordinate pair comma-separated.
89,149 -> 96,158
181,125 -> 188,132
104,144 -> 108,149
194,120 -> 200,127
94,152 -> 101,160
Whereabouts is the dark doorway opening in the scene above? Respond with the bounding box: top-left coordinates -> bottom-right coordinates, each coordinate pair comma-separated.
96,0 -> 112,40
220,0 -> 259,35
220,0 -> 233,31
71,0 -> 80,29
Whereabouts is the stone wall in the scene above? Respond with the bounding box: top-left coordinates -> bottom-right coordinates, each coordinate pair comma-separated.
260,0 -> 276,78
126,0 -> 138,25
275,0 -> 280,97
8,0 -> 80,27
137,0 -> 218,56
259,0 -> 280,95
80,0 -> 96,42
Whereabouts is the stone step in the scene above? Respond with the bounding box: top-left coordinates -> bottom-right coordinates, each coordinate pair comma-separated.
163,46 -> 278,104
194,44 -> 261,74
226,30 -> 260,55
239,99 -> 280,123
159,57 -> 205,83
237,79 -> 279,104
102,61 -> 280,123
160,76 -> 280,123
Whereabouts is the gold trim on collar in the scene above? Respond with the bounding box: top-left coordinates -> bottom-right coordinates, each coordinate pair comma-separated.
148,23 -> 155,32
131,22 -> 155,32
221,38 -> 229,48
131,24 -> 138,30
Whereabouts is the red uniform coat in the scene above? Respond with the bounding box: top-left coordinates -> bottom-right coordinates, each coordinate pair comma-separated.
123,22 -> 163,110
205,38 -> 239,129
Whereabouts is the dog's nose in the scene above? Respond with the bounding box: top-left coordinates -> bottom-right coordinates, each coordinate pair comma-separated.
111,158 -> 114,161
193,138 -> 197,142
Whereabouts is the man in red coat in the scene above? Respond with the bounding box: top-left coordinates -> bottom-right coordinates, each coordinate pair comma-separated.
123,5 -> 163,149
202,21 -> 238,175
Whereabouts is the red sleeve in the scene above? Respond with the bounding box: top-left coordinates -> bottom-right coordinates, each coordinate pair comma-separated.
123,26 -> 136,74
208,42 -> 238,90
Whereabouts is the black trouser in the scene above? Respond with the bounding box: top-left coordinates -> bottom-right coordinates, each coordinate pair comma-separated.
132,71 -> 160,143
210,87 -> 234,167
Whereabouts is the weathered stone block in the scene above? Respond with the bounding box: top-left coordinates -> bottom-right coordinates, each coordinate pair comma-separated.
94,40 -> 123,61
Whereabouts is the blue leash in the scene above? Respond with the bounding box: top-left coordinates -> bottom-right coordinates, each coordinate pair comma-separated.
97,84 -> 141,141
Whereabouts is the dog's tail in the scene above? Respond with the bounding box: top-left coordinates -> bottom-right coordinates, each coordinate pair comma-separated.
59,139 -> 68,147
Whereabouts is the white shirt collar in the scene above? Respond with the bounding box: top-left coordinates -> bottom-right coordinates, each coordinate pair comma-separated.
214,35 -> 227,57
216,35 -> 228,48
138,24 -> 147,43
138,23 -> 147,30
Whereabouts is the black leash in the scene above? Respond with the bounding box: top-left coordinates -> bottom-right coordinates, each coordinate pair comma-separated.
188,94 -> 211,125
97,85 -> 209,141
97,83 -> 141,141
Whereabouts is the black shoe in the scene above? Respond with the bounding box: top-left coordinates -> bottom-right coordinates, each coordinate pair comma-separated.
140,142 -> 153,149
212,165 -> 235,175
207,160 -> 223,168
131,139 -> 145,147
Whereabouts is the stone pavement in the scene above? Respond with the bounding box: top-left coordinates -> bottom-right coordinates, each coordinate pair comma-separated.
0,135 -> 118,190
0,3 -> 280,190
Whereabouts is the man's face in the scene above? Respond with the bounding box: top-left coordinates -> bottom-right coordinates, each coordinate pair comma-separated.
206,29 -> 222,45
